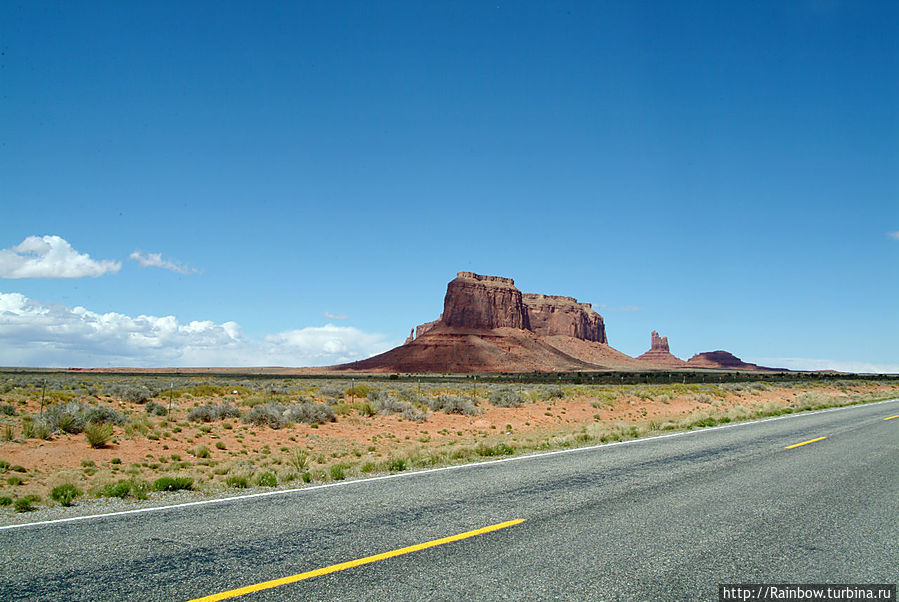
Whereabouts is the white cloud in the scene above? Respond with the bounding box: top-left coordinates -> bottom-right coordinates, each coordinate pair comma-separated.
323,312 -> 349,320
0,235 -> 121,278
748,357 -> 899,374
265,325 -> 391,364
130,250 -> 199,274
0,291 -> 396,367
888,231 -> 899,240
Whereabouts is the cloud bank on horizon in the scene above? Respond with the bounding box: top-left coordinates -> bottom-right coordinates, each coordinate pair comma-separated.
0,290 -> 396,368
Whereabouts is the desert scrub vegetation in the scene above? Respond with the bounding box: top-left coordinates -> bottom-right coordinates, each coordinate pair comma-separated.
14,494 -> 41,512
188,403 -> 241,422
153,476 -> 194,492
84,422 -> 114,448
41,401 -> 126,435
50,483 -> 82,506
488,388 -> 527,408
284,403 -> 336,425
367,391 -> 428,422
427,395 -> 480,416
241,402 -> 335,428
145,401 -> 168,416
107,383 -> 153,404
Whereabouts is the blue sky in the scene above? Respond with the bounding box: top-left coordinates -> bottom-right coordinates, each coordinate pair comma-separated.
1,1 -> 897,371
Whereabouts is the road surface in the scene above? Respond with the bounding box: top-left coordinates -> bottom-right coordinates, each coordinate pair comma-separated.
1,398 -> 896,601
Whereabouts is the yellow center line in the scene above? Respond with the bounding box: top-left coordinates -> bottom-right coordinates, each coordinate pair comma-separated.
186,518 -> 526,602
884,415 -> 899,421
785,436 -> 827,449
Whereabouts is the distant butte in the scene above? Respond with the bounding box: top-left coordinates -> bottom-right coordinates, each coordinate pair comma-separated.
335,271 -> 644,373
331,271 -> 780,374
685,351 -> 775,371
636,331 -> 688,367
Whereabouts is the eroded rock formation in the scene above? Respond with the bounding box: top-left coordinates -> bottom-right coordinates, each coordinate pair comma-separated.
651,331 -> 668,352
333,271 -> 778,374
441,272 -> 530,330
523,294 -> 607,343
415,319 -> 440,339
635,331 -> 687,367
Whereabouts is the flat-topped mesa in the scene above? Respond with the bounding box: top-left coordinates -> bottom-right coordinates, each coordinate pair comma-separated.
522,293 -> 607,343
441,272 -> 530,330
455,272 -> 516,287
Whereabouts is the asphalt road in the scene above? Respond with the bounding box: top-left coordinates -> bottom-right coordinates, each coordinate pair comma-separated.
1,399 -> 896,601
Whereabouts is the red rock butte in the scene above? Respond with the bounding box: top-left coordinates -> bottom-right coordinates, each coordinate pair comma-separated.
332,271 -> 777,374
336,272 -> 649,373
636,331 -> 688,367
684,351 -> 775,371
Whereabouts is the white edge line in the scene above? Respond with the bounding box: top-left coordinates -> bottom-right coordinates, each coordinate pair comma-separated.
2,396 -> 896,532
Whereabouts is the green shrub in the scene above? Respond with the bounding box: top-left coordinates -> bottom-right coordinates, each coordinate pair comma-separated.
14,495 -> 40,512
191,445 -> 211,459
215,441 -> 226,450
99,480 -> 133,498
153,476 -> 194,492
186,384 -> 227,397
301,471 -> 312,483
428,395 -> 479,416
242,403 -> 287,428
50,484 -> 82,506
130,479 -> 151,500
145,401 -> 168,416
0,496 -> 11,506
475,443 -> 515,457
488,388 -> 526,408
287,449 -> 309,472
32,421 -> 52,440
7,475 -> 24,486
385,458 -> 407,472
329,464 -> 346,481
84,422 -> 113,448
345,384 -> 373,399
0,403 -> 15,416
0,459 -> 9,472
256,471 -> 277,487
10,465 -> 26,473
283,403 -> 336,426
188,403 -> 242,422
226,474 -> 249,488
83,404 -> 127,425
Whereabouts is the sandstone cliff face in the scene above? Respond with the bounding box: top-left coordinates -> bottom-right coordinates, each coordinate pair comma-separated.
441,272 -> 530,330
522,294 -> 607,343
404,329 -> 414,345
415,319 -> 440,339
636,331 -> 686,366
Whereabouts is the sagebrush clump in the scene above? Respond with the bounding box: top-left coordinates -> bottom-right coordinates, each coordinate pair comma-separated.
188,403 -> 241,422
428,395 -> 479,416
488,388 -> 527,407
